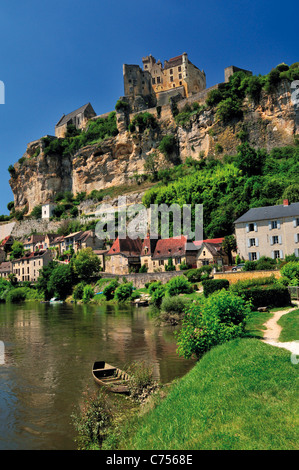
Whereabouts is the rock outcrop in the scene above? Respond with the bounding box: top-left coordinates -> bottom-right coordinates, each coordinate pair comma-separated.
9,80 -> 299,214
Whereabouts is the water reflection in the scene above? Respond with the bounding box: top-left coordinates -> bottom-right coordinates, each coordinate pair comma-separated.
0,301 -> 195,450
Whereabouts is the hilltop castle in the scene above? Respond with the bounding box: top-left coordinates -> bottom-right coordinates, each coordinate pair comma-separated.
123,52 -> 207,112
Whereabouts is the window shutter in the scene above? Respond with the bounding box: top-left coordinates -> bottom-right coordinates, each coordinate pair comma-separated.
277,220 -> 281,229
278,235 -> 282,245
271,251 -> 275,259
269,221 -> 272,231
295,248 -> 299,257
254,223 -> 258,232
270,236 -> 274,245
255,238 -> 259,247
246,224 -> 249,233
280,250 -> 283,259
247,239 -> 250,248
293,218 -> 297,228
295,234 -> 298,243
257,252 -> 260,260
249,253 -> 252,261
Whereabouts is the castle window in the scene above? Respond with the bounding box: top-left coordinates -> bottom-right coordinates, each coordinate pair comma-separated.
178,66 -> 181,72
179,81 -> 182,85
170,76 -> 174,82
152,78 -> 156,84
179,73 -> 182,79
157,76 -> 161,83
170,69 -> 173,74
173,84 -> 175,87
144,65 -> 148,69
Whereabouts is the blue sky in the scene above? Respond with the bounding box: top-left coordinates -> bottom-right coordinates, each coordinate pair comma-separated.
0,0 -> 297,214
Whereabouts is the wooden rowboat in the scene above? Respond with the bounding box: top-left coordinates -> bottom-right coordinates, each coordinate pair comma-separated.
92,361 -> 130,394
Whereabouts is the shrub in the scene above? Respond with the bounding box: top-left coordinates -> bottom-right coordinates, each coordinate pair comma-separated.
165,258 -> 176,271
238,286 -> 291,309
82,285 -> 95,303
102,280 -> 119,300
73,282 -> 86,302
176,290 -> 250,359
139,264 -> 148,273
166,275 -> 193,296
161,295 -> 191,315
5,287 -> 27,303
148,281 -> 162,295
280,261 -> 299,286
159,135 -> 177,161
114,282 -> 133,302
31,205 -> 42,219
126,361 -> 157,401
150,286 -> 166,308
202,279 -> 229,297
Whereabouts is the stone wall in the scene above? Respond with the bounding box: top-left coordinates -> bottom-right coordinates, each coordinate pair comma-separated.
213,270 -> 281,284
99,270 -> 186,288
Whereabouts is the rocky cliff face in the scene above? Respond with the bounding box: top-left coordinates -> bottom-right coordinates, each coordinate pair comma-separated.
9,80 -> 299,213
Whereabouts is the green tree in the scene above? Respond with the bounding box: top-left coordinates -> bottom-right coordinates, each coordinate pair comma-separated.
222,235 -> 237,265
10,241 -> 25,260
48,264 -> 73,300
73,248 -> 101,282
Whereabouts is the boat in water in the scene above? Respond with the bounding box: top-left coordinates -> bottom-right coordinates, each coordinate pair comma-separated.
92,361 -> 130,394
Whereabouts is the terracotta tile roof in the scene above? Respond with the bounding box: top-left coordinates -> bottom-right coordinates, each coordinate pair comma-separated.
11,250 -> 48,263
152,236 -> 188,260
140,234 -> 159,257
50,236 -> 65,245
193,238 -> 224,247
0,236 -> 13,247
107,236 -> 142,257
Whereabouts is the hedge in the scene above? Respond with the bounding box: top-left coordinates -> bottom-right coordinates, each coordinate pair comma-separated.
202,279 -> 229,297
238,286 -> 291,309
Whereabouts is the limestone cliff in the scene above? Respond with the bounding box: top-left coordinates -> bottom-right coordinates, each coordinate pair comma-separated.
9,79 -> 299,214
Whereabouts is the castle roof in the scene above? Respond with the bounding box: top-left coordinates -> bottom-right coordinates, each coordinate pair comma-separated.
55,103 -> 95,128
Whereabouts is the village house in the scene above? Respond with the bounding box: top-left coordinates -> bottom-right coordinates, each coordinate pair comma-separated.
0,249 -> 6,264
140,234 -> 160,272
234,200 -> 299,261
23,234 -> 59,252
74,230 -> 104,253
0,261 -> 12,278
150,236 -> 197,272
0,235 -> 14,253
55,103 -> 96,138
49,236 -> 65,256
93,249 -> 109,272
105,236 -> 142,275
195,239 -> 229,267
11,250 -> 54,283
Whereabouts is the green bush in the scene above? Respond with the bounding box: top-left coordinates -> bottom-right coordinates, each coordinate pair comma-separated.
148,281 -> 162,295
102,280 -> 119,300
166,275 -> 193,296
280,261 -> 299,286
238,286 -> 291,309
158,135 -> 178,161
73,282 -> 87,302
150,286 -> 166,308
176,289 -> 250,359
5,287 -> 27,303
128,112 -> 157,133
202,279 -> 229,297
161,295 -> 191,315
82,285 -> 95,303
114,282 -> 133,302
139,264 -> 148,273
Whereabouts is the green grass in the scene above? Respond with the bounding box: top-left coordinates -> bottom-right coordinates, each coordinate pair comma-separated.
245,310 -> 273,338
123,338 -> 298,450
278,309 -> 299,342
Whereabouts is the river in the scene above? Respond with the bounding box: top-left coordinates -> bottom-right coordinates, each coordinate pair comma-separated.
0,301 -> 194,450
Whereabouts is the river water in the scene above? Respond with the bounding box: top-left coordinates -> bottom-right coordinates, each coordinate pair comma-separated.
0,301 -> 194,450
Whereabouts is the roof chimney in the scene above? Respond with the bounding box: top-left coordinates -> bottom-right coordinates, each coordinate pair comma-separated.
283,199 -> 290,206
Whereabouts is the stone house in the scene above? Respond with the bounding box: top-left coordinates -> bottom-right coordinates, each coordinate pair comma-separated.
11,250 -> 54,283
234,200 -> 299,261
23,235 -> 46,252
105,236 -> 142,275
42,204 -> 57,219
196,241 -> 229,267
55,103 -> 96,138
140,234 -> 159,272
49,236 -> 65,256
74,230 -> 104,253
0,261 -> 12,278
93,249 -> 109,272
150,236 -> 197,272
0,235 -> 14,253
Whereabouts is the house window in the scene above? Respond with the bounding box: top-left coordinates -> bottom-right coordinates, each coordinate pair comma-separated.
170,69 -> 173,75
202,260 -> 209,265
274,250 -> 280,259
271,220 -> 278,229
179,73 -> 182,80
157,76 -> 161,84
178,66 -> 181,72
250,252 -> 257,261
170,76 -> 174,82
152,78 -> 156,84
272,235 -> 279,244
296,218 -> 299,226
175,257 -> 181,265
248,223 -> 255,232
249,238 -> 256,247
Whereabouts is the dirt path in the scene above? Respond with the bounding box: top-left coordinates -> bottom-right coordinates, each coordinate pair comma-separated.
262,301 -> 299,356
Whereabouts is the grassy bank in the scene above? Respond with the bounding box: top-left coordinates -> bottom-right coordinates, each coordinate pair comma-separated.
278,309 -> 299,342
122,338 -> 298,450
